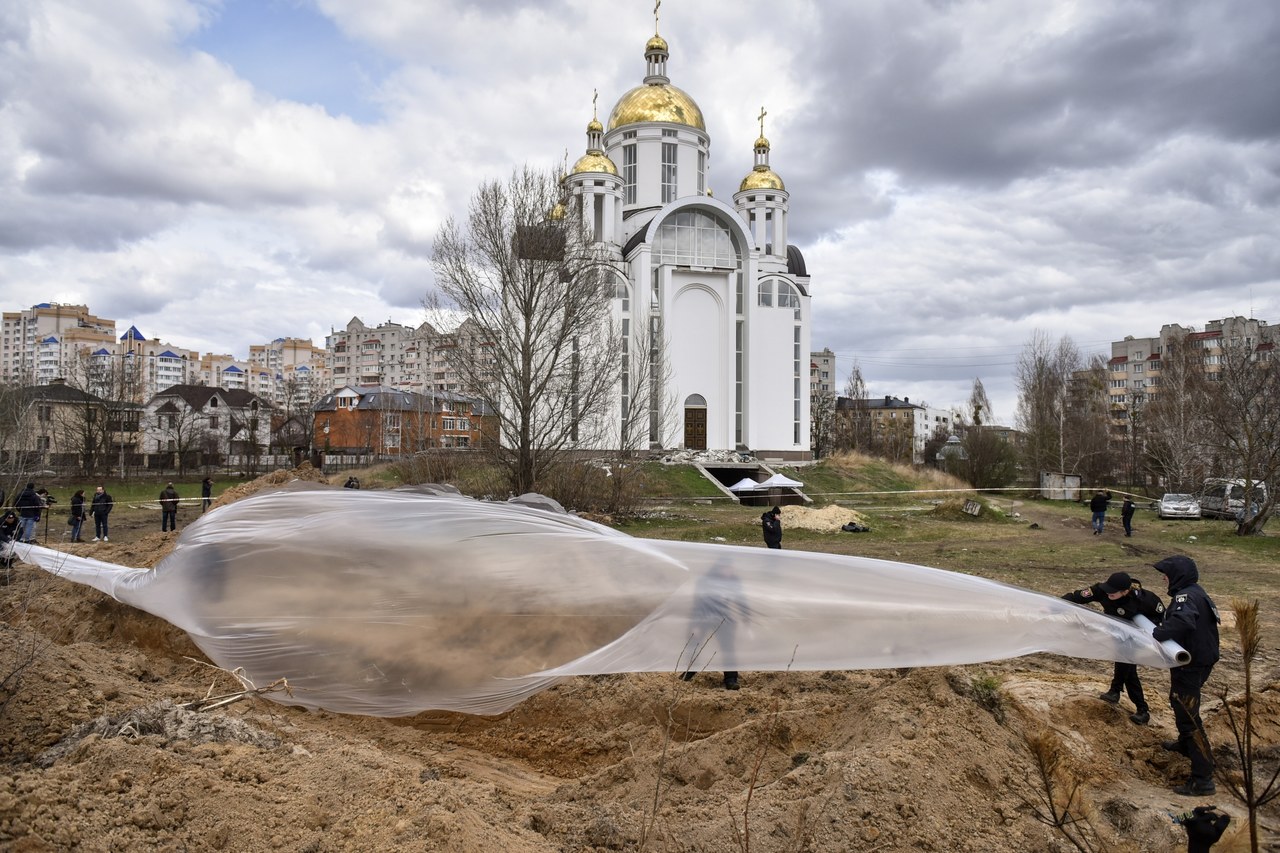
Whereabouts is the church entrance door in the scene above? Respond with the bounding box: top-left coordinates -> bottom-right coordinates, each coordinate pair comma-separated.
684,407 -> 707,450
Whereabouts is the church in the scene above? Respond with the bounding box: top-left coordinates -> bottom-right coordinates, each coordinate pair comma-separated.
561,22 -> 813,460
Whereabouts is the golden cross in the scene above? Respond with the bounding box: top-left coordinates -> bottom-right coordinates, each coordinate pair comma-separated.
758,106 -> 767,137
593,88 -> 598,120
654,0 -> 661,33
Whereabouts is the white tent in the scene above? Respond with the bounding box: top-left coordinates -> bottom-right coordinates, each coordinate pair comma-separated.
728,478 -> 763,492
758,473 -> 803,489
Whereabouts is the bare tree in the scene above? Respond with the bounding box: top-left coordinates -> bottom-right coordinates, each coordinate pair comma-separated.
832,360 -> 873,454
429,166 -> 622,495
1016,331 -> 1082,478
949,378 -> 1020,488
1194,334 -> 1280,535
1062,355 -> 1113,485
1144,329 -> 1210,492
809,389 -> 837,460
0,383 -> 39,503
53,351 -> 144,477
148,400 -> 210,475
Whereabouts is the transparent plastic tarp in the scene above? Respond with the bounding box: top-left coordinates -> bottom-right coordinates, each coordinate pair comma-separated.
15,485 -> 1183,717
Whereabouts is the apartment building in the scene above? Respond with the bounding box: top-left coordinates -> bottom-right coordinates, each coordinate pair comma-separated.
810,348 -> 836,396
1106,315 -> 1276,439
2,303 -> 116,385
248,337 -> 330,406
836,395 -> 953,464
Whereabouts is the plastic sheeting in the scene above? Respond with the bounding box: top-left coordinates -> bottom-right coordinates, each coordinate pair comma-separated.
14,485 -> 1184,717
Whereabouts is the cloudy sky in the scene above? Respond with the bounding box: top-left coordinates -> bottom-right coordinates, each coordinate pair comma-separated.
3,0 -> 1278,424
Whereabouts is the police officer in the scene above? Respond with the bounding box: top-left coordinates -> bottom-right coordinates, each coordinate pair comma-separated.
1062,571 -> 1164,724
1152,555 -> 1220,797
760,505 -> 782,549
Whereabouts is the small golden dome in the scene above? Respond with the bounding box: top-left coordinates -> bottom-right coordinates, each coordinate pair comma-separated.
587,117 -> 604,134
646,34 -> 668,53
571,151 -> 619,176
755,135 -> 770,150
608,83 -> 705,131
739,167 -> 786,192
548,202 -> 566,221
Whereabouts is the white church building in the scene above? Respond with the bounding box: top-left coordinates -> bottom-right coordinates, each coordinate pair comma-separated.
562,26 -> 813,460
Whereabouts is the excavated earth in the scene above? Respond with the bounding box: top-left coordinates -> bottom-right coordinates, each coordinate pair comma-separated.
1,467 -> 1276,852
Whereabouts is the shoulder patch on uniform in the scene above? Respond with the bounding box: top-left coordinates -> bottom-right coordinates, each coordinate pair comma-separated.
1176,594 -> 1188,603
1116,607 -> 1127,616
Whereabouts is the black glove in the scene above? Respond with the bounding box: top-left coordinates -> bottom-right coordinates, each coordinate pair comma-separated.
1180,805 -> 1230,853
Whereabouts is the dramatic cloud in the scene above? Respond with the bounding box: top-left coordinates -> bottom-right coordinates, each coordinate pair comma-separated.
2,0 -> 1278,422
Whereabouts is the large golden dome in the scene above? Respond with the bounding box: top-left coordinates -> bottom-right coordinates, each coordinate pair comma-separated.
608,83 -> 706,131
739,166 -> 786,192
571,151 -> 619,176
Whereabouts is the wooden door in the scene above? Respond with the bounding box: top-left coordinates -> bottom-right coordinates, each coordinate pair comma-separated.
684,407 -> 707,450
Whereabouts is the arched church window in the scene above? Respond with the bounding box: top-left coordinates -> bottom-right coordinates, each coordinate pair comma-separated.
757,280 -> 773,307
777,282 -> 801,318
653,210 -> 737,268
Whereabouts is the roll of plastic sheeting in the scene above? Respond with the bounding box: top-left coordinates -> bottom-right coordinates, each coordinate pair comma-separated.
1133,612 -> 1190,665
14,485 -> 1185,717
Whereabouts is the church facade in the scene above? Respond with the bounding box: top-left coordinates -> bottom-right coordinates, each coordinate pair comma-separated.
562,28 -> 813,460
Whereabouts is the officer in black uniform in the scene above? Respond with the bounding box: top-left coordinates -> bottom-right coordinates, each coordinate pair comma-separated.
1152,555 -> 1220,797
1062,570 -> 1165,725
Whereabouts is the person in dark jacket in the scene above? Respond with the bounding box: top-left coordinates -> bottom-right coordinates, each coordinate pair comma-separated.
69,489 -> 86,543
1152,555 -> 1220,797
1089,490 -> 1112,534
90,485 -> 113,542
761,505 -> 782,549
1121,497 -> 1136,537
159,482 -> 180,532
1063,572 -> 1165,724
201,477 -> 214,512
15,483 -> 42,543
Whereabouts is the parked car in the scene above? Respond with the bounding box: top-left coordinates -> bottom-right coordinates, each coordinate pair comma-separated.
1157,493 -> 1202,520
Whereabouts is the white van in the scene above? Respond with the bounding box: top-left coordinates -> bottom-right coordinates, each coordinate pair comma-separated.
1200,478 -> 1268,520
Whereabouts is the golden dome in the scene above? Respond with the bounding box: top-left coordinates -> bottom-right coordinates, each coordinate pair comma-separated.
646,34 -> 668,53
587,117 -> 604,134
571,151 -> 619,176
608,83 -> 705,131
739,167 -> 786,192
755,135 -> 771,150
548,202 -> 566,221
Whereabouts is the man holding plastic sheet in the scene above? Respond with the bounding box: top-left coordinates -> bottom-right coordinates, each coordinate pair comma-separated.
760,505 -> 782,549
1062,571 -> 1165,725
1152,555 -> 1220,797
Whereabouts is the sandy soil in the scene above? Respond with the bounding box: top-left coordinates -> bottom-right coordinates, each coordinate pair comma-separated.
1,467 -> 1275,852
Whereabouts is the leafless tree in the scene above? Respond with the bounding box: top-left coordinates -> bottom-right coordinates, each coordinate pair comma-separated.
832,360 -> 872,453
949,378 -> 1020,488
1016,331 -> 1082,478
1194,334 -> 1280,535
148,400 -> 210,475
1062,355 -> 1113,485
429,166 -> 622,495
809,389 -> 837,460
0,383 -> 39,503
54,350 -> 144,477
1143,329 -> 1210,491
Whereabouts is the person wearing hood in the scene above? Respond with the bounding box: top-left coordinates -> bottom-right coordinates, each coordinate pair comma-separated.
760,505 -> 782,549
1152,555 -> 1221,797
1062,571 -> 1165,725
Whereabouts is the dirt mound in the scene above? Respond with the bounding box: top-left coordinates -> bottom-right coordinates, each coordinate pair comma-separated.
0,491 -> 1270,851
780,504 -> 869,532
210,461 -> 332,508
